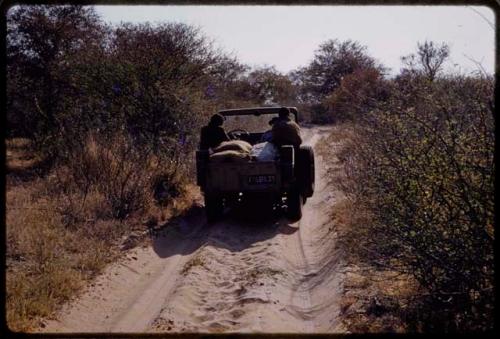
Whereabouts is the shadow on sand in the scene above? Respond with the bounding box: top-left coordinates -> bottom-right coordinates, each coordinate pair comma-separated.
151,203 -> 298,259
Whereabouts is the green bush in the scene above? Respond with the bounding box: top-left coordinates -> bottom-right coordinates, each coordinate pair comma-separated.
322,68 -> 391,122
344,74 -> 494,331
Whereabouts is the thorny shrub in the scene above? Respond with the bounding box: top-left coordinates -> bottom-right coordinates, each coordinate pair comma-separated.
6,130 -> 192,331
342,74 -> 494,332
53,131 -> 188,222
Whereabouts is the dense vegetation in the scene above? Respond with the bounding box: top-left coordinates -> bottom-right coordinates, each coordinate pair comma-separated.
339,45 -> 494,332
5,5 -> 494,333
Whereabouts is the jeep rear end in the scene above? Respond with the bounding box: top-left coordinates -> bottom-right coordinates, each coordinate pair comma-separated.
196,107 -> 314,223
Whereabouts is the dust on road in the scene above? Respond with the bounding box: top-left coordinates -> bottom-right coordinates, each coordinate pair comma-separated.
42,126 -> 347,333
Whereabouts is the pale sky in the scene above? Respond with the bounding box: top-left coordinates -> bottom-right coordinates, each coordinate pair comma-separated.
94,5 -> 496,76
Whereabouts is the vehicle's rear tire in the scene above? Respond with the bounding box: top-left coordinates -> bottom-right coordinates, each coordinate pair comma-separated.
205,194 -> 223,223
196,150 -> 209,188
286,188 -> 303,222
280,145 -> 295,184
297,145 -> 315,198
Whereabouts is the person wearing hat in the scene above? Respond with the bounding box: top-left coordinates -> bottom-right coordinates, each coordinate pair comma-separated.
272,107 -> 302,147
260,116 -> 279,142
199,113 -> 230,150
278,106 -> 292,121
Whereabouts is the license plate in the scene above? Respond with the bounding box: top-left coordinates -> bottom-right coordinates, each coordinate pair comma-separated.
247,175 -> 276,185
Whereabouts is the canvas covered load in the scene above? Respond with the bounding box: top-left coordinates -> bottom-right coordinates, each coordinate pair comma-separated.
210,140 -> 252,163
209,149 -> 251,163
209,140 -> 278,163
213,140 -> 252,154
250,142 -> 278,161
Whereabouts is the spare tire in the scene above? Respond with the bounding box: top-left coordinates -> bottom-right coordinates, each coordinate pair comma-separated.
296,145 -> 315,198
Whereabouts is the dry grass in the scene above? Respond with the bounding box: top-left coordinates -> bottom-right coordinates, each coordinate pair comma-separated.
6,138 -> 44,176
6,136 -> 196,332
6,183 -> 113,332
339,260 -> 417,333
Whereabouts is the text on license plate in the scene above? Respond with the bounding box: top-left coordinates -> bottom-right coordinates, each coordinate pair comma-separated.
247,175 -> 276,185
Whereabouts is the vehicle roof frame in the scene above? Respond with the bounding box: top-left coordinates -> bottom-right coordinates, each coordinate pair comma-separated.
218,107 -> 299,122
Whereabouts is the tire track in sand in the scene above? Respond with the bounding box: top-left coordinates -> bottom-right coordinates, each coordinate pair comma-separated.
281,126 -> 339,332
151,126 -> 344,333
42,208 -> 209,333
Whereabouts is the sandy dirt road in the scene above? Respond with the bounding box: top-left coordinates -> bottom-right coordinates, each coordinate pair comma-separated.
43,126 -> 347,334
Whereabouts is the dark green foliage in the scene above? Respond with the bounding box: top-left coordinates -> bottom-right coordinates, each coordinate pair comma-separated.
7,6 -> 218,170
245,66 -> 298,106
290,39 -> 383,122
7,5 -> 105,140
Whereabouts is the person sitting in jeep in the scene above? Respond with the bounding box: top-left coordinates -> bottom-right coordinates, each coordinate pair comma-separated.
260,116 -> 279,143
271,107 -> 302,147
199,113 -> 230,150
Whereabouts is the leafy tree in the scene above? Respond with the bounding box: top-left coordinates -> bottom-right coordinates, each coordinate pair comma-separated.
323,68 -> 391,122
290,39 -> 382,122
6,5 -> 105,138
202,54 -> 250,109
246,66 -> 297,106
99,22 -> 218,150
291,39 -> 381,104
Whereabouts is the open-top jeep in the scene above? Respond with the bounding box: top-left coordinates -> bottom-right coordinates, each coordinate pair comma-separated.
196,107 -> 315,222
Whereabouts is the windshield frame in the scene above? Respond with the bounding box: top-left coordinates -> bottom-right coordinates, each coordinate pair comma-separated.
218,107 -> 299,122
